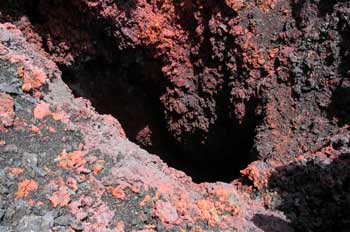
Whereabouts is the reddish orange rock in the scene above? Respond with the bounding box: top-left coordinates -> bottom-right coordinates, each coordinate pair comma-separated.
257,0 -> 279,12
241,162 -> 270,189
31,125 -> 41,134
49,186 -> 71,207
8,167 -> 24,176
140,194 -> 151,207
113,221 -> 125,232
51,111 -> 65,121
196,199 -> 218,227
33,102 -> 51,119
0,93 -> 15,128
15,179 -> 38,198
225,0 -> 244,11
47,126 -> 56,133
28,199 -> 36,206
155,200 -> 179,224
18,66 -> 47,93
58,150 -> 86,170
93,164 -> 103,175
107,186 -> 126,200
66,177 -> 78,192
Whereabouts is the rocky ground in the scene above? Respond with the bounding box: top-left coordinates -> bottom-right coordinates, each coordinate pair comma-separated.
0,0 -> 349,231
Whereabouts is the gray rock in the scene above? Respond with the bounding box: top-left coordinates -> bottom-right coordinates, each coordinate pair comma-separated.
54,214 -> 73,226
33,167 -> 47,177
0,226 -> 11,232
3,144 -> 18,153
0,62 -> 22,94
0,79 -> 22,94
0,171 -> 8,196
16,213 -> 54,232
22,152 -> 38,170
0,30 -> 11,42
3,206 -> 15,221
0,208 -> 6,221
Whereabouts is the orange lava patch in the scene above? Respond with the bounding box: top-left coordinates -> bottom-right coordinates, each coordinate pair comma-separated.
33,102 -> 67,123
155,200 -> 179,224
51,111 -> 65,121
139,12 -> 165,45
93,164 -> 104,175
58,150 -> 86,170
8,167 -> 24,176
107,186 -> 126,200
212,186 -> 241,216
173,192 -> 191,218
28,199 -> 43,207
0,93 -> 15,128
241,162 -> 271,189
49,177 -> 71,207
144,224 -> 156,229
33,102 -> 51,119
140,194 -> 151,207
31,125 -> 41,134
196,199 -> 218,227
66,177 -> 78,192
15,179 -> 38,198
47,126 -> 56,133
225,0 -> 244,11
18,66 -> 47,93
49,186 -> 71,207
114,221 -> 125,232
257,0 -> 279,12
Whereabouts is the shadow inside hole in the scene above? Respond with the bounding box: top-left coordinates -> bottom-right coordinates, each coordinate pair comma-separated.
328,85 -> 350,126
61,49 -> 258,183
1,0 -> 259,183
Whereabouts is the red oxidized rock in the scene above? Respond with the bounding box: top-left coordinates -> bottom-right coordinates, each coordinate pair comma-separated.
0,93 -> 15,128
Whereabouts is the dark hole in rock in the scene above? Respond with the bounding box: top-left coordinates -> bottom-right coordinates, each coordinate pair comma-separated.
61,47 -> 258,183
329,85 -> 350,126
0,0 -> 259,183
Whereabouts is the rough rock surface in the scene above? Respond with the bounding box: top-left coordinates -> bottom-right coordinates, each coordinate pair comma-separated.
0,0 -> 350,231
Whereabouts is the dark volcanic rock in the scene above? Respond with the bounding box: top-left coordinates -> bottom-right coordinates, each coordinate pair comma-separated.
0,0 -> 350,231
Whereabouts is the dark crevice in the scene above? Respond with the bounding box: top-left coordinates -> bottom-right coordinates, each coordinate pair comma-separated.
329,85 -> 350,126
61,46 -> 259,183
328,5 -> 350,126
7,0 -> 259,183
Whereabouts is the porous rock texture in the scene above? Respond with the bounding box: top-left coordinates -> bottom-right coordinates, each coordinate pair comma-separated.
0,0 -> 350,231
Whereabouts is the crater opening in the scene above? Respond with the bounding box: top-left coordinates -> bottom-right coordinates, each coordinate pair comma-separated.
329,85 -> 350,126
1,0 -> 259,183
61,47 -> 258,183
